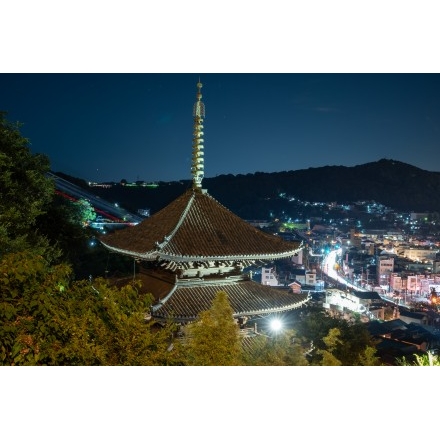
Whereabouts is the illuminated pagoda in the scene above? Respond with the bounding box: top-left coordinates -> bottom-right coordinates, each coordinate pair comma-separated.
100,81 -> 310,323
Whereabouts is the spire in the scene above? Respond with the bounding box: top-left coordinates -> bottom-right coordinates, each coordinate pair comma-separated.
191,80 -> 205,189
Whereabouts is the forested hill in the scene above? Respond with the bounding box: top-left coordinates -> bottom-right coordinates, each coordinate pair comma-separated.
57,159 -> 440,219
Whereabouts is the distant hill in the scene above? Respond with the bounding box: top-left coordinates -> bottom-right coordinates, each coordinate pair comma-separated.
55,159 -> 440,219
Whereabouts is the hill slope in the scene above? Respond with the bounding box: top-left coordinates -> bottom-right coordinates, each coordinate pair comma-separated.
56,159 -> 440,219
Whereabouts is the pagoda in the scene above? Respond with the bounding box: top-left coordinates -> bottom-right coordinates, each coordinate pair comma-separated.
100,81 -> 310,323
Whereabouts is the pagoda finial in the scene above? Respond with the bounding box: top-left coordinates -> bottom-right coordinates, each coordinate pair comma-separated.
191,80 -> 205,189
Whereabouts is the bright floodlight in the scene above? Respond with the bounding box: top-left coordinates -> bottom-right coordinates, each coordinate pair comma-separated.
270,318 -> 282,332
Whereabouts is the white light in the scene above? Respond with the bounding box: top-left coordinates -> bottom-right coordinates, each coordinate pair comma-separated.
270,318 -> 282,332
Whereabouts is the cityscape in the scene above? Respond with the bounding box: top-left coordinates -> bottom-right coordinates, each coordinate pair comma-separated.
3,77 -> 440,370
50,167 -> 440,366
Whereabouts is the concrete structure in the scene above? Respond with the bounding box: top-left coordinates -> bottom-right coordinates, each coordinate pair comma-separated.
261,267 -> 280,286
323,288 -> 383,317
401,246 -> 439,262
376,255 -> 395,290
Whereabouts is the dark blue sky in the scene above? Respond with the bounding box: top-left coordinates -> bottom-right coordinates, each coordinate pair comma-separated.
1,73 -> 439,183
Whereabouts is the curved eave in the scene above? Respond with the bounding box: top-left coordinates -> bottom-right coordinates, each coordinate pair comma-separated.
232,295 -> 310,317
100,241 -> 157,259
100,241 -> 304,262
156,247 -> 303,262
150,279 -> 311,323
151,298 -> 309,322
152,295 -> 310,323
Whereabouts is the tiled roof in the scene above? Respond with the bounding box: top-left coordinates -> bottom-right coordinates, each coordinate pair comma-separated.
100,189 -> 302,261
240,331 -> 269,354
109,269 -> 310,323
399,309 -> 426,320
151,277 -> 310,322
352,291 -> 382,300
365,318 -> 407,336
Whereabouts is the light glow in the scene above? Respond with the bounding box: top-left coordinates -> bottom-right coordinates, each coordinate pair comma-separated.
270,318 -> 282,332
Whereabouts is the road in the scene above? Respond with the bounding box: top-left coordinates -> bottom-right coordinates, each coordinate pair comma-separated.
47,172 -> 144,224
322,249 -> 368,292
322,249 -> 434,309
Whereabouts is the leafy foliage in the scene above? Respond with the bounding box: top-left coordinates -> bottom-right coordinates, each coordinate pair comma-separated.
0,251 -> 176,365
242,329 -> 309,366
0,251 -> 72,365
35,194 -> 90,264
398,352 -> 440,366
317,328 -> 343,366
181,291 -> 243,366
0,113 -> 177,366
34,194 -> 130,280
358,345 -> 382,366
0,112 -> 56,259
74,198 -> 96,224
296,307 -> 380,365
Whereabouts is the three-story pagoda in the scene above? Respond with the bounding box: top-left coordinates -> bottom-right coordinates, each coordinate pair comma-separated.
100,81 -> 310,322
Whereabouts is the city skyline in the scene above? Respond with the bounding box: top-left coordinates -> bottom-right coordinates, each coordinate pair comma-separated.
1,73 -> 440,184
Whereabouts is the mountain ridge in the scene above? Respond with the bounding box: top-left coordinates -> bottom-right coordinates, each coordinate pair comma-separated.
55,158 -> 440,219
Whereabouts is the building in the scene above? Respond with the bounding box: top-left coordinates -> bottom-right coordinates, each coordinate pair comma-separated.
365,319 -> 439,365
261,267 -> 280,286
376,255 -> 395,291
400,246 -> 439,262
100,81 -> 310,323
291,248 -> 304,265
324,288 -> 383,318
289,267 -> 318,287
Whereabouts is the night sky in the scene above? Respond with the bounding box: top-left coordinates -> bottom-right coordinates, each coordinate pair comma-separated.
1,73 -> 440,183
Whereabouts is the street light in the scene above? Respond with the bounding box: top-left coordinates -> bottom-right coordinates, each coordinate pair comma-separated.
270,318 -> 283,333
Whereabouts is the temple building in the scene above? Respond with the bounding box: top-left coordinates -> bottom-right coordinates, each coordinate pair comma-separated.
100,81 -> 310,323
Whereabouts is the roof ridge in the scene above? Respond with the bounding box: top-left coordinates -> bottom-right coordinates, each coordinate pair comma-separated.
151,283 -> 179,312
156,190 -> 196,250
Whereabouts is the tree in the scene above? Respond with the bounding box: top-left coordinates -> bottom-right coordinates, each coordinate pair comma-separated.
35,194 -> 134,280
398,352 -> 440,366
358,345 -> 382,366
0,251 -> 72,365
74,198 -> 96,225
316,328 -> 343,366
35,194 -> 90,266
54,278 -> 177,366
242,329 -> 309,366
182,291 -> 243,366
295,307 -> 379,365
0,251 -> 177,365
0,112 -> 56,260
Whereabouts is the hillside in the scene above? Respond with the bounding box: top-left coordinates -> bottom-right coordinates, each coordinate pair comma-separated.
55,159 -> 440,219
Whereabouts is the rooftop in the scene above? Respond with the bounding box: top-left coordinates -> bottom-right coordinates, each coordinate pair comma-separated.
101,188 -> 303,262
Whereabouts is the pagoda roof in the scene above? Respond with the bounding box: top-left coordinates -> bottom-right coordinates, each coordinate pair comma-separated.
149,276 -> 310,322
109,269 -> 309,323
100,188 -> 302,262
